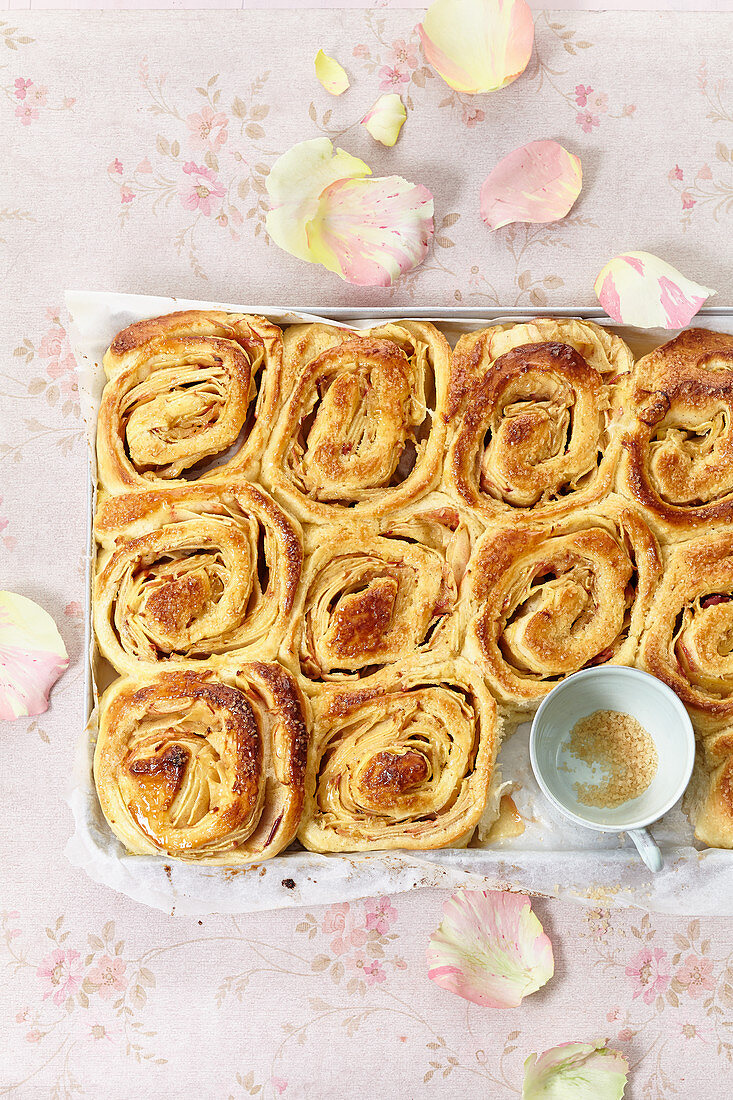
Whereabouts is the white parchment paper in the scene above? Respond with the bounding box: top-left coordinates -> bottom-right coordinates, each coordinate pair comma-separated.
64,289 -> 733,915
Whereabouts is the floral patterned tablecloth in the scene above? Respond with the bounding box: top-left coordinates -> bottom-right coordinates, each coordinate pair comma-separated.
2,7 -> 733,1098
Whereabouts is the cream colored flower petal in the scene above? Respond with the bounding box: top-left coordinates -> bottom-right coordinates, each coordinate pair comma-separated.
523,1042 -> 629,1100
361,94 -> 407,147
266,137 -> 371,263
427,889 -> 554,1007
315,49 -> 350,96
0,592 -> 68,720
266,137 -> 433,286
481,140 -> 582,230
595,251 -> 716,329
418,0 -> 534,94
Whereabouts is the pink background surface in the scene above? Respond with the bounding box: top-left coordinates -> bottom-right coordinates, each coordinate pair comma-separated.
2,4 -> 733,1097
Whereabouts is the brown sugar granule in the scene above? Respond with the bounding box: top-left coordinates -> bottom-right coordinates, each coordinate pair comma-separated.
566,709 -> 658,808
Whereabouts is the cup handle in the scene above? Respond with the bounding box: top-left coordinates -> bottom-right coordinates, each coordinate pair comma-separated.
628,828 -> 663,873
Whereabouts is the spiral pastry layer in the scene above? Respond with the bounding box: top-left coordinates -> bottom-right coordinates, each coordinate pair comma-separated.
445,318 -> 632,523
261,321 -> 450,522
617,328 -> 733,541
464,495 -> 662,719
94,664 -> 308,862
97,311 -> 283,497
298,657 -> 498,852
639,531 -> 733,735
94,481 -> 302,676
288,495 -> 472,685
685,726 -> 733,848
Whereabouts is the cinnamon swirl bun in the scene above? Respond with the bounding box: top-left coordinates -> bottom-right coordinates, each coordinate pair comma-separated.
639,531 -> 733,735
94,663 -> 308,862
298,657 -> 498,852
261,321 -> 450,522
97,311 -> 282,497
464,495 -> 662,720
617,328 -> 733,542
686,728 -> 733,848
94,481 -> 301,676
288,495 -> 472,685
445,318 -> 633,523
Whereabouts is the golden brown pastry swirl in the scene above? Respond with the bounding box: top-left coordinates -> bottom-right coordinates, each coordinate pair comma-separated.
298,657 -> 498,852
94,481 -> 301,676
464,496 -> 661,719
289,496 -> 471,684
639,531 -> 733,735
97,311 -> 282,497
94,664 -> 308,862
445,319 -> 632,522
687,728 -> 733,848
618,328 -> 733,540
262,321 -> 450,522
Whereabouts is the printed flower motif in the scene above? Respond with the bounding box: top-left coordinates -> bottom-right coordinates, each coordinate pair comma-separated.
418,0 -> 535,94
676,954 -> 715,999
389,38 -> 419,71
427,890 -> 554,1008
265,137 -> 433,286
522,1042 -> 629,1100
669,164 -> 683,182
480,140 -> 582,230
378,65 -> 410,92
15,105 -> 39,126
37,948 -> 82,1006
0,592 -> 69,721
622,104 -> 636,116
187,105 -> 228,152
89,1023 -> 114,1041
587,91 -> 607,113
697,163 -> 712,180
87,955 -> 127,999
625,946 -> 670,1004
26,1029 -> 42,1043
108,158 -> 123,175
462,106 -> 485,127
365,897 -> 398,934
576,110 -> 600,133
617,1027 -> 634,1043
179,162 -> 225,216
136,157 -> 152,174
681,191 -> 696,210
595,251 -> 715,328
26,84 -> 48,108
14,77 -> 32,100
574,83 -> 592,107
362,960 -> 387,986
65,601 -> 83,619
321,902 -> 349,936
120,186 -> 135,205
15,1007 -> 29,1023
352,44 -> 369,59
271,1079 -> 288,1095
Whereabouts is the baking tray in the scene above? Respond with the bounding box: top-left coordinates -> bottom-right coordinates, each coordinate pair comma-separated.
65,291 -> 733,915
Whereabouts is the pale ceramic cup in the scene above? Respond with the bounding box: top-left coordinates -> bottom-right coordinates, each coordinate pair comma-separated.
530,667 -> 695,873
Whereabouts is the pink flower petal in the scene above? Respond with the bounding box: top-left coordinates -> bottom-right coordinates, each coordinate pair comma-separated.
266,137 -> 433,286
0,592 -> 68,720
427,890 -> 553,1007
418,0 -> 534,95
594,251 -> 715,328
480,140 -> 582,230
